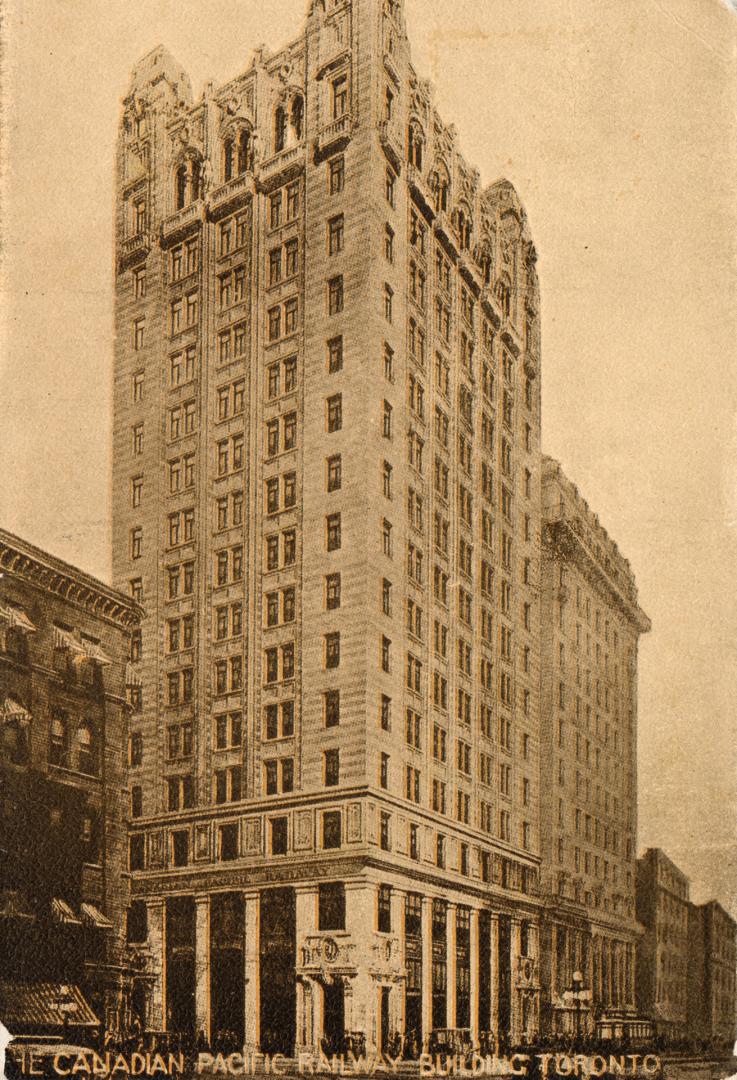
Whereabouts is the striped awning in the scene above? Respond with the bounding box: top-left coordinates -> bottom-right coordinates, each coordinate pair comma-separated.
0,602 -> 36,633
2,697 -> 31,723
80,903 -> 113,930
126,662 -> 143,687
0,981 -> 100,1028
51,898 -> 82,926
54,626 -> 111,665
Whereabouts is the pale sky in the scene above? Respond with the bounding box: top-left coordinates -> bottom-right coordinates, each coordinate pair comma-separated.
1,0 -> 735,914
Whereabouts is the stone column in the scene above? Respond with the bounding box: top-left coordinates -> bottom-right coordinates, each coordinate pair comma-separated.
391,887 -> 406,1038
509,918 -> 520,1044
243,891 -> 260,1053
421,897 -> 433,1049
346,882 -> 377,1052
446,903 -> 457,1030
295,886 -> 319,1054
147,899 -> 165,1032
489,914 -> 499,1042
194,895 -> 211,1042
469,909 -> 480,1047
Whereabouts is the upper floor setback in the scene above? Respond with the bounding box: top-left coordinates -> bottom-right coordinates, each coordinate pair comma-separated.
541,458 -> 650,636
114,2 -> 541,358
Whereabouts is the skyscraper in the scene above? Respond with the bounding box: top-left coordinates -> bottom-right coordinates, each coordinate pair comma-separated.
113,0 -> 543,1051
539,458 -> 650,1038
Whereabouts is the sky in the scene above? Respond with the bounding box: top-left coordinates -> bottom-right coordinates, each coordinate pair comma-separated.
1,0 -> 736,914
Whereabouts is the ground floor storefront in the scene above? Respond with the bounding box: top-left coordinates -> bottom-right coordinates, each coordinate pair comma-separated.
128,875 -> 542,1055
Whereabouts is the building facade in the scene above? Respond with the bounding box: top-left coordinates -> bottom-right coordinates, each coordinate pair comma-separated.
539,460 -> 651,1039
687,901 -> 737,1049
635,848 -> 690,1040
113,0 -> 545,1053
0,528 -> 141,1035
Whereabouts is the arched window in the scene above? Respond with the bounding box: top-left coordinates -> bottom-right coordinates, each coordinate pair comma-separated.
77,722 -> 98,776
175,163 -> 188,210
480,249 -> 493,287
290,95 -> 304,142
408,124 -> 424,170
275,106 -> 287,153
50,712 -> 68,767
237,129 -> 251,174
497,275 -> 512,318
223,137 -> 234,182
431,168 -> 449,214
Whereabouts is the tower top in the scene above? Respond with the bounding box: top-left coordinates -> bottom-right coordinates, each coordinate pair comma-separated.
127,44 -> 193,106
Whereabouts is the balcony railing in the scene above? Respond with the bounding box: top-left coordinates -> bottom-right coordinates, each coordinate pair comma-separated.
317,114 -> 353,156
259,143 -> 304,184
119,232 -> 151,261
161,200 -> 204,244
209,172 -> 255,216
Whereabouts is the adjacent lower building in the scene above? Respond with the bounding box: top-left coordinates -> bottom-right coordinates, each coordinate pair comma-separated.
539,460 -> 651,1040
113,0 -> 545,1052
0,527 -> 141,1036
687,900 -> 737,1050
635,849 -> 690,1040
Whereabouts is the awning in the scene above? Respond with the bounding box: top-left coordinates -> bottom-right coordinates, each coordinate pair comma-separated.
54,626 -> 111,665
80,903 -> 113,930
54,626 -> 87,655
0,890 -> 36,921
81,639 -> 112,666
1,697 -> 31,723
51,898 -> 82,926
126,662 -> 143,687
0,602 -> 36,633
0,981 -> 100,1028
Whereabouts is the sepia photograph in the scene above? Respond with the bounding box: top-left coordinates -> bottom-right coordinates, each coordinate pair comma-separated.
0,0 -> 735,1074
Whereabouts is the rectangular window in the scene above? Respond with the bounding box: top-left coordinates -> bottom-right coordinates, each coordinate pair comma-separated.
326,573 -> 341,610
328,215 -> 345,255
328,275 -> 344,315
327,394 -> 343,432
324,748 -> 340,787
329,156 -> 345,194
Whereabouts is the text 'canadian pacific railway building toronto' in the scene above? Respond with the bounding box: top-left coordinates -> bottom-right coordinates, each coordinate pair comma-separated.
111,0 -> 659,1051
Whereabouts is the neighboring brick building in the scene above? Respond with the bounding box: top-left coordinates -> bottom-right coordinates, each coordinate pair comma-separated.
539,460 -> 651,1040
0,527 -> 141,1035
688,900 -> 737,1050
113,0 -> 545,1052
635,848 -> 690,1041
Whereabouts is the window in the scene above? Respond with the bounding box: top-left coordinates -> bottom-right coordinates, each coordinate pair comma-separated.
382,519 -> 392,557
326,573 -> 341,610
132,370 -> 144,402
332,73 -> 348,119
381,636 -> 391,673
324,689 -> 341,729
133,318 -> 145,350
129,835 -> 145,871
319,883 -> 345,930
129,731 -> 143,767
382,578 -> 392,616
329,155 -> 345,194
130,527 -> 143,561
132,423 -> 144,456
327,336 -> 343,373
326,513 -> 341,552
382,461 -> 393,499
380,695 -> 392,731
328,275 -> 344,315
327,454 -> 342,492
171,830 -> 189,867
384,224 -> 394,263
384,343 -> 394,381
328,215 -> 344,255
324,748 -> 340,787
384,284 -> 393,322
322,812 -> 342,850
325,632 -> 341,670
327,394 -> 343,432
385,168 -> 396,208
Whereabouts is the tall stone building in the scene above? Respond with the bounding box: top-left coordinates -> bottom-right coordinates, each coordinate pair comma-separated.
113,0 -> 544,1052
0,527 -> 141,1035
539,459 -> 651,1039
687,901 -> 737,1049
635,848 -> 690,1041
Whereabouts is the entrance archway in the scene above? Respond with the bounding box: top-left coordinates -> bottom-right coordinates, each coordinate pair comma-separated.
323,980 -> 345,1054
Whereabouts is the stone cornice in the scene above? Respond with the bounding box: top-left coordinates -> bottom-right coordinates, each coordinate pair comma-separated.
0,529 -> 143,631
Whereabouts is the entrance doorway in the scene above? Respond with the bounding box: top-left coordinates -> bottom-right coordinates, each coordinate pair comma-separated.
379,987 -> 391,1054
323,980 -> 345,1054
260,888 -> 296,1054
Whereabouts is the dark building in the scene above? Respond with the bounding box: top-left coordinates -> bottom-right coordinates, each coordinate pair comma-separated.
635,848 -> 690,1041
687,900 -> 737,1050
0,527 -> 141,1036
